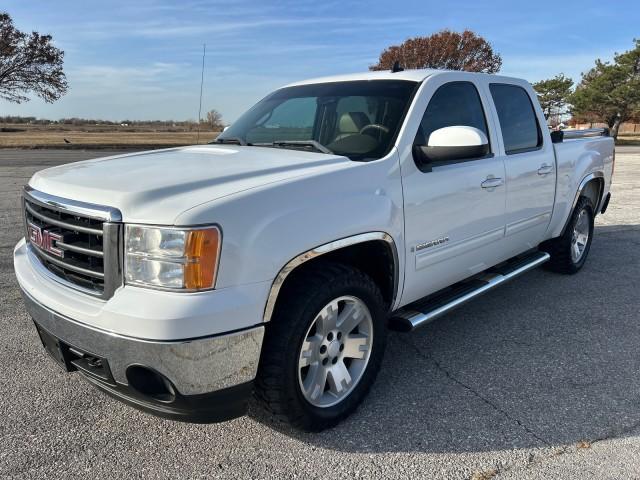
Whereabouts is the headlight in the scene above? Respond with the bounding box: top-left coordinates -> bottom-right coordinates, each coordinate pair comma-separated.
125,225 -> 221,290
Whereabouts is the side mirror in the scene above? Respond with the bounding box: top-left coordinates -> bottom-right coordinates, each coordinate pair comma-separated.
223,125 -> 230,132
413,126 -> 490,171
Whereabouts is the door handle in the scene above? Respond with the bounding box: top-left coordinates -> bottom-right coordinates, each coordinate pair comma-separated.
481,177 -> 504,190
538,164 -> 554,175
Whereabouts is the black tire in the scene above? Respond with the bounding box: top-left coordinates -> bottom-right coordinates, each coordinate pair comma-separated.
541,196 -> 594,274
254,261 -> 387,431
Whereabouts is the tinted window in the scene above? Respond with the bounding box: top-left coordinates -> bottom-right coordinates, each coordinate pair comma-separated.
490,84 -> 542,154
417,81 -> 489,145
217,80 -> 417,161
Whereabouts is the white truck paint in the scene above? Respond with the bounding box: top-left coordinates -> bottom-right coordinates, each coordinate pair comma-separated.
14,69 -> 614,427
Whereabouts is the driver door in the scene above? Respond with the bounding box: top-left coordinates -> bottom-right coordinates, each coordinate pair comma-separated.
400,78 -> 507,305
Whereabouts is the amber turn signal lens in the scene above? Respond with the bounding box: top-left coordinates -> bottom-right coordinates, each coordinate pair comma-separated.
183,227 -> 221,289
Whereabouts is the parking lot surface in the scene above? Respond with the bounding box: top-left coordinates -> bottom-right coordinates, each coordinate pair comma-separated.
1,147 -> 639,479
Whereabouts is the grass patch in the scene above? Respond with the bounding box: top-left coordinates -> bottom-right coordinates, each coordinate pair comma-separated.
0,124 -> 220,149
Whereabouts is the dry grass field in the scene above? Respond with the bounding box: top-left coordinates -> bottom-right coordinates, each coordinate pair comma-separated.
0,124 -> 221,149
2,123 -> 639,149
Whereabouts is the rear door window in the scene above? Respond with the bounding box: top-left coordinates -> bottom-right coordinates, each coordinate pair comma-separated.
489,84 -> 542,154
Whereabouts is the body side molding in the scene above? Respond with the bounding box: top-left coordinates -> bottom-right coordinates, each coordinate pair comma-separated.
263,232 -> 399,322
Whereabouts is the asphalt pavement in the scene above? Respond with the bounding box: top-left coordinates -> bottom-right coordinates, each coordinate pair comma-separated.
0,147 -> 639,479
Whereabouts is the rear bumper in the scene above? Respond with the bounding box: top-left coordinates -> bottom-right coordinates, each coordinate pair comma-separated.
21,288 -> 264,423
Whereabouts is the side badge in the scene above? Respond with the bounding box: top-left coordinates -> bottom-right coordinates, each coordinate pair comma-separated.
416,236 -> 449,252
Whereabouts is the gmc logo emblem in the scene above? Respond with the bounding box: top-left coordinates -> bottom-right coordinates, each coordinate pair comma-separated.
27,222 -> 64,258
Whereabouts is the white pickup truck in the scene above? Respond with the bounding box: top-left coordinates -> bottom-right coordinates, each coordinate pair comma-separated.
14,68 -> 614,431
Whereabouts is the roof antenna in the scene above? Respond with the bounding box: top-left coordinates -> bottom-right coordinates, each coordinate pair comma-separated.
196,43 -> 206,144
391,60 -> 404,73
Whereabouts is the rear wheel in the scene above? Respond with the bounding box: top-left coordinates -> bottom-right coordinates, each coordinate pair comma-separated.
541,196 -> 594,274
255,262 -> 387,431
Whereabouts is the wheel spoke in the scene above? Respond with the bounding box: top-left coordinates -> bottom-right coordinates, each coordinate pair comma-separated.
327,360 -> 352,396
315,300 -> 339,335
577,233 -> 588,246
298,335 -> 321,368
336,302 -> 363,334
572,241 -> 581,261
342,333 -> 369,359
302,363 -> 329,401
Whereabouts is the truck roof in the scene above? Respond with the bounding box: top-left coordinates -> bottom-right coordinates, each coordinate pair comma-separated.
285,69 -> 438,87
285,69 -> 528,88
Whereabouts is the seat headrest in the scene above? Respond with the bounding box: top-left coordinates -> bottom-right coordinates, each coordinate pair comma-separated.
339,112 -> 369,133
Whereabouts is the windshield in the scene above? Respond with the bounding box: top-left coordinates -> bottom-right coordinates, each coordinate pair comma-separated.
215,80 -> 418,161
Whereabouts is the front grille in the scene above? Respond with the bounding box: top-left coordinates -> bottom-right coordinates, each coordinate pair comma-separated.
23,189 -> 122,298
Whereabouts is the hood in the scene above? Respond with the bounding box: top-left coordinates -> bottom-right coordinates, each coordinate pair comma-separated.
29,145 -> 350,224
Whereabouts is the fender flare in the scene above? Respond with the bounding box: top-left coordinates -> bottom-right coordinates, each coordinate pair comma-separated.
561,171 -> 604,235
262,232 -> 399,322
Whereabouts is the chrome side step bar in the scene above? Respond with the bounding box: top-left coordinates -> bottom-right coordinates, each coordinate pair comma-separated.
389,251 -> 550,332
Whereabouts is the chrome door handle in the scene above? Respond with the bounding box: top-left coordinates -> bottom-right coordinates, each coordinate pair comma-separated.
481,177 -> 504,189
538,164 -> 554,175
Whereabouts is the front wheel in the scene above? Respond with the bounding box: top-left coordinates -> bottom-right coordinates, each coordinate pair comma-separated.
541,196 -> 595,274
255,262 -> 387,431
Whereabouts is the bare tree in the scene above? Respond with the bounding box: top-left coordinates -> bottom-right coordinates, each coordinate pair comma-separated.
0,12 -> 67,104
206,109 -> 224,130
370,29 -> 502,73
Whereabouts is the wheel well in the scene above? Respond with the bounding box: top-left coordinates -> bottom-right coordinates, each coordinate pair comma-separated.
580,177 -> 604,211
272,240 -> 397,314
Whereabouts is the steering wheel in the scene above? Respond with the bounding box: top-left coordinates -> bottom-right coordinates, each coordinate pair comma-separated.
359,124 -> 390,136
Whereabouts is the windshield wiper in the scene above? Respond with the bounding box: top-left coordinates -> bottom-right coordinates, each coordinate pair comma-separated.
269,140 -> 334,155
212,136 -> 247,146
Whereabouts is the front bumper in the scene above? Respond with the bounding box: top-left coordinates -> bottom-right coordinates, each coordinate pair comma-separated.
21,288 -> 264,423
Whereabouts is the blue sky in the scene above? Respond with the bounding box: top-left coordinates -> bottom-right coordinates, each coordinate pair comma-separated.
2,0 -> 639,122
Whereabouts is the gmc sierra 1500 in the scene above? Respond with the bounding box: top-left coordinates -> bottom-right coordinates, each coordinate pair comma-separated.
14,68 -> 614,431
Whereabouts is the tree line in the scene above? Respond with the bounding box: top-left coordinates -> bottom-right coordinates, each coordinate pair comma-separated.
0,111 -> 225,129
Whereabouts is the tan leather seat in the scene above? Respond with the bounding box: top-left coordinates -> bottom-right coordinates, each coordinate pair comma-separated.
334,112 -> 369,141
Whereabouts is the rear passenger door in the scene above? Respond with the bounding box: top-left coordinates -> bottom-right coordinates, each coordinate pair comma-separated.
487,83 -> 556,254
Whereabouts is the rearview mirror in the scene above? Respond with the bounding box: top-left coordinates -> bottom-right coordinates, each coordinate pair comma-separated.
413,126 -> 490,171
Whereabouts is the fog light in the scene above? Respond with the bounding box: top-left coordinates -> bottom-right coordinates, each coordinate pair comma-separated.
126,365 -> 176,403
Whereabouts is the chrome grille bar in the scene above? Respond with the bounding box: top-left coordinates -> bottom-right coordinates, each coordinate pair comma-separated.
30,243 -> 105,279
55,240 -> 104,258
24,185 -> 122,221
25,201 -> 104,236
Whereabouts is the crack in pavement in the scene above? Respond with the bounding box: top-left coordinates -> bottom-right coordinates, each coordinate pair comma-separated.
398,335 -> 551,448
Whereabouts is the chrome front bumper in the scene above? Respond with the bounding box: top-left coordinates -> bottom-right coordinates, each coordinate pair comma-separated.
21,288 -> 265,421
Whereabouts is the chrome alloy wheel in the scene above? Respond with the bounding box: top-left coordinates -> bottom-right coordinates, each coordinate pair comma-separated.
298,295 -> 373,408
571,208 -> 590,263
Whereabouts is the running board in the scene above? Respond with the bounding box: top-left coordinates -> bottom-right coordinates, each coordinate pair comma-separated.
389,251 -> 550,332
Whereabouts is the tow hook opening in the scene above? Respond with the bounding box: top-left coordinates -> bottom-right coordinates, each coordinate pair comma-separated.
126,365 -> 176,403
